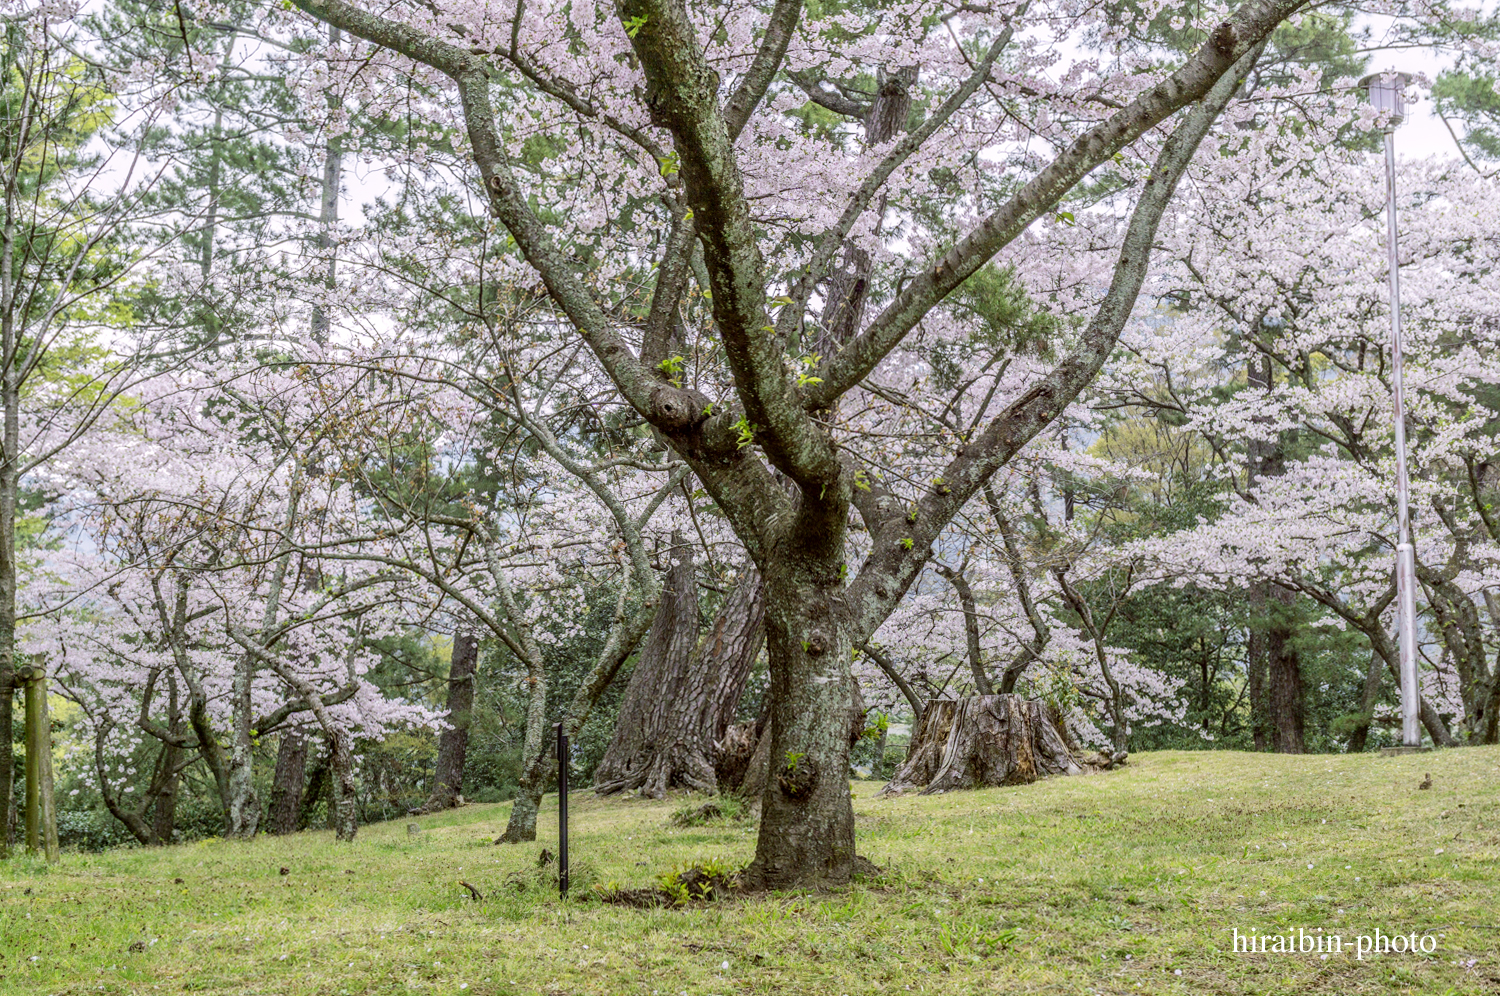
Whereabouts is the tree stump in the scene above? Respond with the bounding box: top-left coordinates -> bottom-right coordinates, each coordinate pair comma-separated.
880,695 -> 1124,796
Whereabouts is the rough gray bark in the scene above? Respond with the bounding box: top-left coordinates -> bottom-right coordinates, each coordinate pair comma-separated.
494,562 -> 553,845
267,728 -> 309,835
594,558 -> 765,796
1267,586 -> 1305,753
882,695 -> 1121,796
701,572 -> 767,740
416,628 -> 479,812
225,652 -> 261,837
595,538 -> 714,796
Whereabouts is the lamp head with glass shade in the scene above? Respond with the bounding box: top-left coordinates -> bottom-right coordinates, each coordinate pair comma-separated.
1358,71 -> 1412,129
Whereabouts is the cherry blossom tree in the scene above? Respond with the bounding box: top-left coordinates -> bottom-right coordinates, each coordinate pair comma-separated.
249,0 -> 1323,884
1113,120 -> 1500,746
0,4 -> 226,857
34,362 -> 441,842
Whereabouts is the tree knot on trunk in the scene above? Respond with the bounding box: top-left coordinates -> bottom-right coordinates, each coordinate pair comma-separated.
804,631 -> 830,656
1211,21 -> 1237,56
650,384 -> 713,432
776,752 -> 819,800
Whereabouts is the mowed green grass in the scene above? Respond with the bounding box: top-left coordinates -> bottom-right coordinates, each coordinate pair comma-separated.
3,748 -> 1499,995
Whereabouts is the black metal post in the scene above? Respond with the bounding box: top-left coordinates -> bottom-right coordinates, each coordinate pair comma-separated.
555,722 -> 569,897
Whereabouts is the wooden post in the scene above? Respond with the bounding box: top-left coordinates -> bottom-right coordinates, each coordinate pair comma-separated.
38,673 -> 58,862
1,664 -> 12,860
556,723 -> 568,898
17,663 -> 56,861
22,665 -> 39,855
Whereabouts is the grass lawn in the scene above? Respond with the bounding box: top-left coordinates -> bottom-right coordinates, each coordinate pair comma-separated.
3,748 -> 1499,995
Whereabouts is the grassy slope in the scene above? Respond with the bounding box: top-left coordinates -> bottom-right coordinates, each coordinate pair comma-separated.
2,748 -> 1498,995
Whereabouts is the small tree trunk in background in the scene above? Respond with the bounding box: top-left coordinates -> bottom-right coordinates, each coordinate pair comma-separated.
1247,601 -> 1270,750
1267,587 -> 1305,753
495,660 -> 548,843
225,652 -> 261,838
151,672 -> 184,844
329,728 -> 358,842
1347,651 -> 1385,752
267,728 -> 308,835
299,742 -> 329,831
309,26 -> 344,348
415,628 -> 478,813
478,512 -> 562,847
151,746 -> 181,845
496,669 -> 547,843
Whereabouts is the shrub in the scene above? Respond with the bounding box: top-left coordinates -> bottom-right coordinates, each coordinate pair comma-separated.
56,809 -> 137,852
669,795 -> 750,827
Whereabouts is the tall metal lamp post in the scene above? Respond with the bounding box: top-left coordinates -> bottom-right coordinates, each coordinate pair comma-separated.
1360,71 -> 1423,749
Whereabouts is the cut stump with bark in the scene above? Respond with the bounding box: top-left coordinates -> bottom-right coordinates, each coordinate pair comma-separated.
880,695 -> 1125,796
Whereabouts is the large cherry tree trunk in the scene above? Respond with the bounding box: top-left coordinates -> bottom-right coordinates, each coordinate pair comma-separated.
416,628 -> 478,812
741,559 -> 860,887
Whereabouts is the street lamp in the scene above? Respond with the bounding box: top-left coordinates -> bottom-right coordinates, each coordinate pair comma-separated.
1359,70 -> 1422,749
